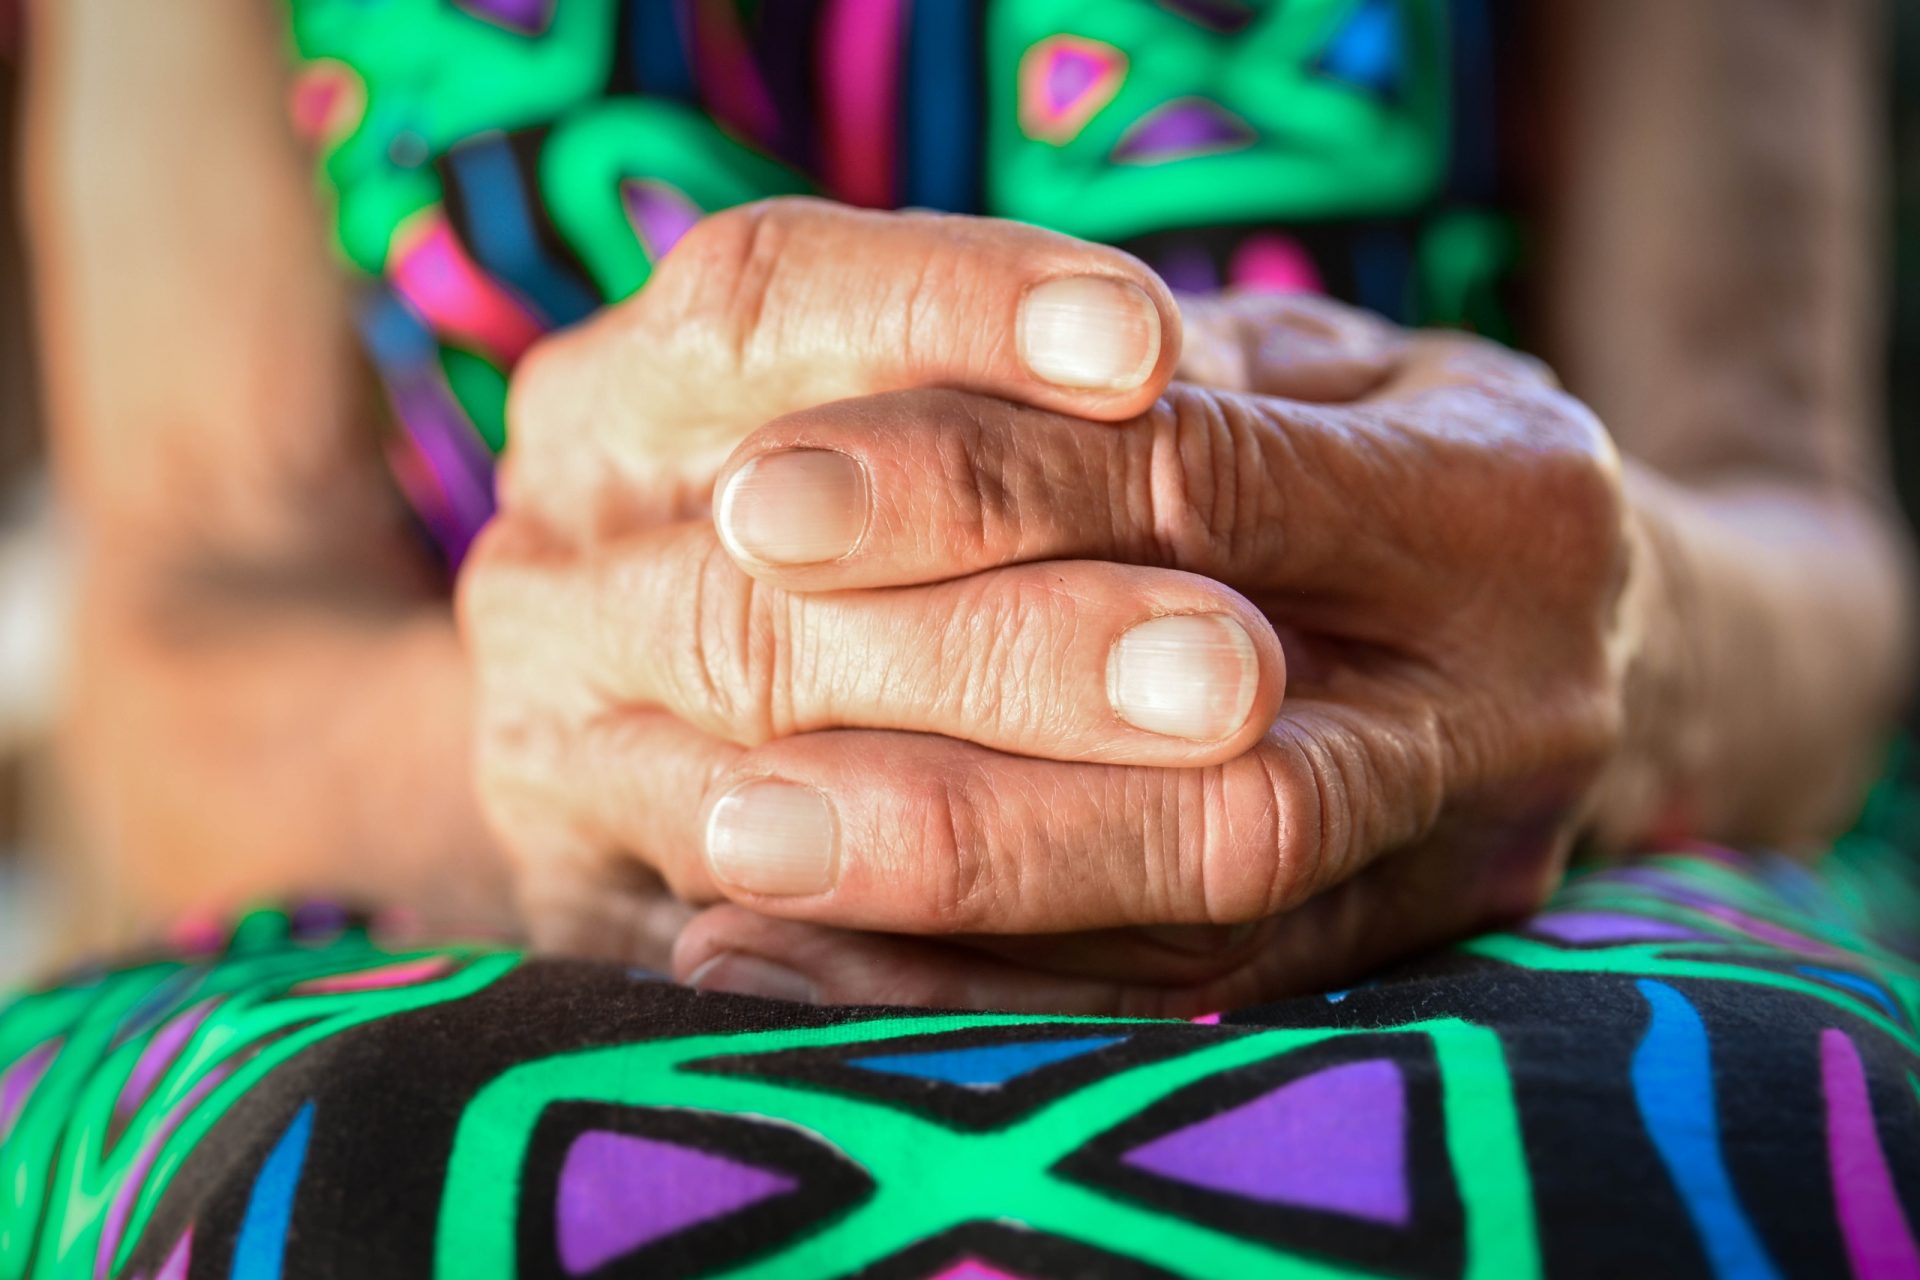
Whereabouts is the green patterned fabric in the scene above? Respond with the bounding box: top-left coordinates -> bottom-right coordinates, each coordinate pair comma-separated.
5,3 -> 1916,1276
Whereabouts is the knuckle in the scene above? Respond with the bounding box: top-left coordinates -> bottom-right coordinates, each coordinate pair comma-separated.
1201,719 -> 1443,925
892,237 -> 978,378
1528,405 -> 1629,596
944,574 -> 1058,738
647,539 -> 784,742
1142,759 -> 1280,927
931,395 -> 1017,563
1266,293 -> 1393,353
1551,678 -> 1630,784
1455,383 -> 1626,602
498,320 -> 633,536
1216,746 -> 1323,921
499,328 -> 588,500
909,764 -> 1011,933
1136,388 -> 1260,574
650,198 -> 813,373
500,330 -> 565,460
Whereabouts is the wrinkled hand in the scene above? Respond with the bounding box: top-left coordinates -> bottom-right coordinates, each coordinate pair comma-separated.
463,199 -> 1640,1014
461,197 -> 1188,962
665,295 -> 1640,1014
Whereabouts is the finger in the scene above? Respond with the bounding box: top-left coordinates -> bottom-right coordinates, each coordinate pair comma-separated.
673,909 -> 1165,1013
713,327 -> 1574,598
502,198 -> 1183,534
1176,291 -> 1406,402
469,662 -> 742,916
520,864 -> 701,972
690,701 -> 1445,935
672,827 -> 1561,1016
674,910 -> 1263,1017
710,385 -> 1330,595
1385,330 -> 1560,397
470,521 -> 1287,767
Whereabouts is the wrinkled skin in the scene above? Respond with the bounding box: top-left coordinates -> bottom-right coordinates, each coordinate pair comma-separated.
462,199 -> 1644,1015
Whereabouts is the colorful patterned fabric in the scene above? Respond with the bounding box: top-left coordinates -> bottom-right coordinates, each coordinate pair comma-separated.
5,820 -> 1920,1278
6,1 -> 1917,1276
280,0 -> 1520,564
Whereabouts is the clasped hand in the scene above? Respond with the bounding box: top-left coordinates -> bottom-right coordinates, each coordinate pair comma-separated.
459,198 -> 1638,1015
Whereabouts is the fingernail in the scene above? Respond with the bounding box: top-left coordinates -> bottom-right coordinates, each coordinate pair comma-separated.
688,953 -> 819,1004
705,779 -> 839,895
716,449 -> 870,566
1019,276 -> 1162,391
1109,614 -> 1258,741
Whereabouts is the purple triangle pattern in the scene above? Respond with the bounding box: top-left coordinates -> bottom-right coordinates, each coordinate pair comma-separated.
1113,99 -> 1254,162
1045,49 -> 1102,113
1122,1058 -> 1411,1224
556,1130 -> 797,1275
621,181 -> 702,263
1529,911 -> 1709,945
156,1228 -> 193,1280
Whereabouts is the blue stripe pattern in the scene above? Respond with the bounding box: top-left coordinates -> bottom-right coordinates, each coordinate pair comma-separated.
902,0 -> 981,212
1630,981 -> 1783,1280
851,1036 -> 1124,1087
358,290 -> 439,374
445,138 -> 599,326
230,1103 -> 316,1280
1795,965 -> 1905,1024
631,0 -> 696,100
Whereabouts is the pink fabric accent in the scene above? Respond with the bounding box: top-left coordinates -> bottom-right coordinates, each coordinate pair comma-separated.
818,0 -> 902,207
154,1230 -> 193,1280
165,910 -> 229,957
1189,1012 -> 1222,1025
289,62 -> 365,145
293,954 -> 454,995
1229,234 -> 1326,295
1017,36 -> 1127,144
1822,1029 -> 1920,1279
388,212 -> 544,366
932,1262 -> 1027,1280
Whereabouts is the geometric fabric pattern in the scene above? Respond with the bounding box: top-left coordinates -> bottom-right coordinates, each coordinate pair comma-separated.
8,4 -> 1913,1278
8,823 -> 1920,1278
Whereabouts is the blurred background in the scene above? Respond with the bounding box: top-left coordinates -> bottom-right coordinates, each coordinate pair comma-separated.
1,9 -> 1919,984
0,38 -> 72,983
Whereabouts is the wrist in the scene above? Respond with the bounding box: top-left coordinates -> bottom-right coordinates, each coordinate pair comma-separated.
1589,466 -> 1915,855
1581,470 -> 1705,854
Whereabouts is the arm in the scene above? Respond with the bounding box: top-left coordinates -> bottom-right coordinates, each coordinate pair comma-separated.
1537,0 -> 1916,847
23,0 -> 509,934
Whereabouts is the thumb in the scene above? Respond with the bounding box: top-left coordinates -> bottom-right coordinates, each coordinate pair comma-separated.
1176,291 -> 1404,402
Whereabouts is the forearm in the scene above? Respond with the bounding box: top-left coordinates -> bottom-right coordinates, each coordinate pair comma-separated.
22,0 -> 515,934
61,554 -> 513,939
1533,0 -> 1906,854
1605,470 -> 1915,852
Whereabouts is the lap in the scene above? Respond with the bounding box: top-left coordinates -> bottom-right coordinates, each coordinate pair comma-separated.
5,843 -> 1918,1279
